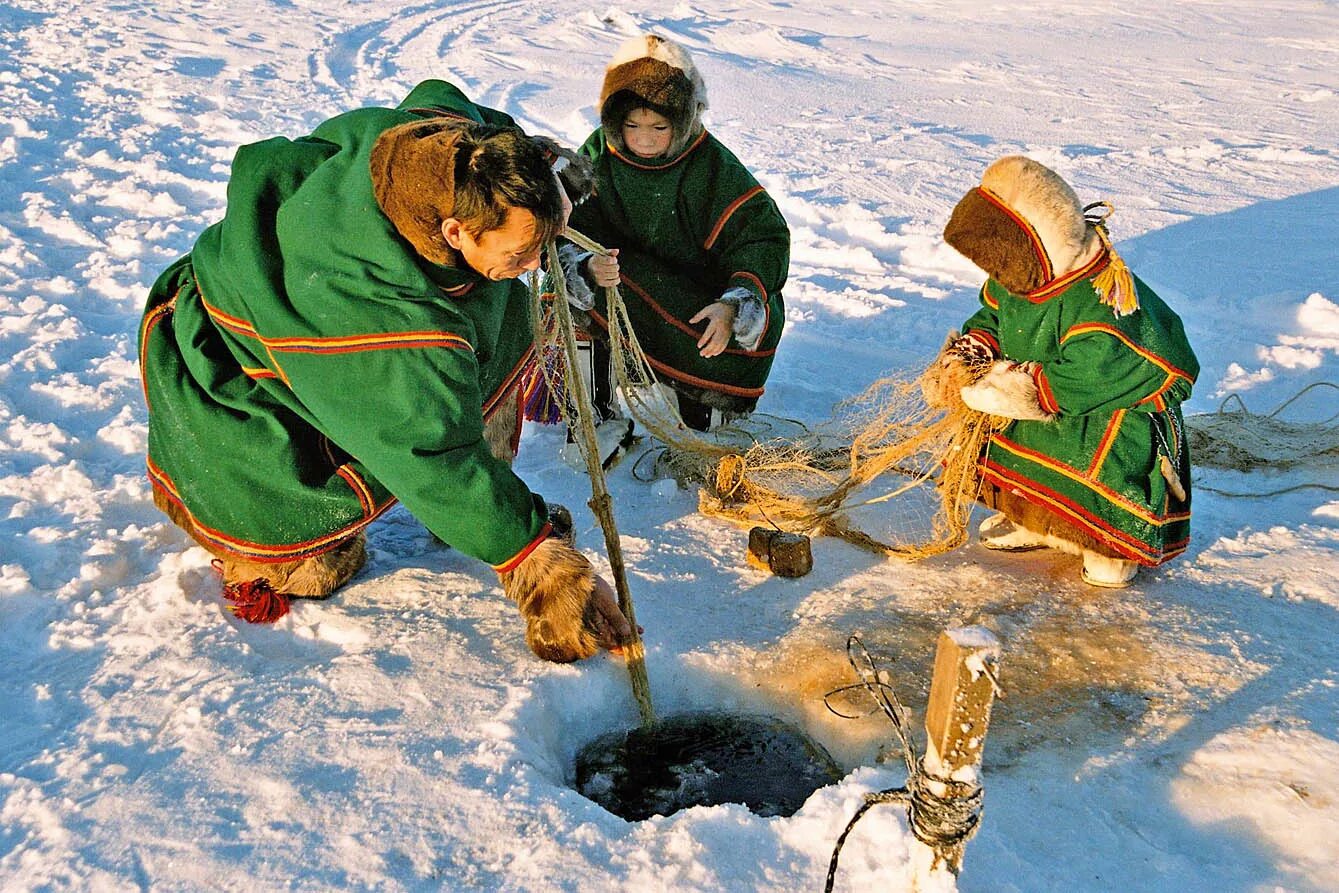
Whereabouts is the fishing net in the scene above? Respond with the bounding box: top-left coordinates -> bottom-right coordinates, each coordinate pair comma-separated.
528,229 -> 1004,559
1185,383 -> 1339,472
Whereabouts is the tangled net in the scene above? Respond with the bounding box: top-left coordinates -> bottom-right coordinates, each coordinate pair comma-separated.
528,229 -> 1004,560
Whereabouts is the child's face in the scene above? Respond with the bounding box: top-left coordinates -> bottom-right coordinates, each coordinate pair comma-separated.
621,107 -> 674,158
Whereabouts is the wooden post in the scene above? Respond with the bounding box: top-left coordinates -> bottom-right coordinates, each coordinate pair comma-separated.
918,625 -> 1001,875
546,244 -> 654,727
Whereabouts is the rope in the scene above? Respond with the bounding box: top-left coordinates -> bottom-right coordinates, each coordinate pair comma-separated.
823,636 -> 984,891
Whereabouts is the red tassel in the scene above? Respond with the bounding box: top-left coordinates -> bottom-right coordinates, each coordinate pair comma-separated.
218,569 -> 291,623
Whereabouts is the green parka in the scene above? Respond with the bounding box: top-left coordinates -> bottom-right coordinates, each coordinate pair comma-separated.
566,127 -> 790,411
962,257 -> 1198,565
138,81 -> 548,571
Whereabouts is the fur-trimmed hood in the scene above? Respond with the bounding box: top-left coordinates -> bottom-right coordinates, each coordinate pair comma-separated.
369,118 -> 468,266
943,155 -> 1100,296
600,34 -> 708,159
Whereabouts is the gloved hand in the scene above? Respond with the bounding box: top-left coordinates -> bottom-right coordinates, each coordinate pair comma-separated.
959,359 -> 1056,421
498,536 -> 633,662
920,331 -> 994,407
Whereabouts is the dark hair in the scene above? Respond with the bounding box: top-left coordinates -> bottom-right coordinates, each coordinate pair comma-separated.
452,125 -> 564,250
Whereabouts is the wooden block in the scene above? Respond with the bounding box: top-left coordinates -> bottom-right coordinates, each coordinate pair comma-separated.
924,627 -> 1001,776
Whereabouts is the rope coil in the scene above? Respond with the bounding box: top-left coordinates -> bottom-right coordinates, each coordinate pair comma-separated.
823,636 -> 985,891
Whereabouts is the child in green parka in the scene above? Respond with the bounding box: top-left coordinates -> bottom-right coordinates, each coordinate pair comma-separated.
924,156 -> 1198,588
138,80 -> 632,661
556,33 -> 791,433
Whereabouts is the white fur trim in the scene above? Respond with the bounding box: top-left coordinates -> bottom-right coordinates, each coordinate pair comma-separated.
718,285 -> 765,350
981,156 -> 1098,277
959,359 -> 1055,421
608,33 -> 708,109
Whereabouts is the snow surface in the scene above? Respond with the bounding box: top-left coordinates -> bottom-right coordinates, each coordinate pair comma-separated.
2,0 -> 1337,890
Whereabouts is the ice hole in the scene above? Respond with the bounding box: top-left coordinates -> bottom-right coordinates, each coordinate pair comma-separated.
572,710 -> 844,821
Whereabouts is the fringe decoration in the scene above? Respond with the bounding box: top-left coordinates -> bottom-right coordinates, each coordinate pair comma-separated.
214,559 -> 291,623
522,349 -> 566,425
1084,202 -> 1139,318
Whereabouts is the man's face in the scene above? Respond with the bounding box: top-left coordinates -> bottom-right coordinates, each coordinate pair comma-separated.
442,206 -> 544,281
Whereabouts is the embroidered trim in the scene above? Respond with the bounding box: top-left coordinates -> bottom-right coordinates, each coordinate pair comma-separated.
704,186 -> 765,250
1033,365 -> 1060,415
981,461 -> 1187,566
147,457 -> 394,562
492,522 -> 554,573
482,347 -> 536,421
1086,409 -> 1125,478
138,288 -> 181,410
977,186 -> 1053,282
1061,322 -> 1195,382
988,433 -> 1191,527
964,329 -> 1000,356
1024,249 -> 1110,303
616,273 -> 777,358
607,129 -> 709,171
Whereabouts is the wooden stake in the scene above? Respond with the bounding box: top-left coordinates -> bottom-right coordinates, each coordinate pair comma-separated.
546,244 -> 655,727
919,626 -> 1001,874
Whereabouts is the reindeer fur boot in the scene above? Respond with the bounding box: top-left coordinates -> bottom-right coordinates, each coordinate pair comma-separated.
500,536 -> 601,663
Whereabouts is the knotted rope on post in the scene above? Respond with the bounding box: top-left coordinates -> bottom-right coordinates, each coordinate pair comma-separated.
823,636 -> 987,890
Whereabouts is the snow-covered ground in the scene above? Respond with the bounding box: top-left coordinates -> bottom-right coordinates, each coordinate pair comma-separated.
2,1 -> 1337,889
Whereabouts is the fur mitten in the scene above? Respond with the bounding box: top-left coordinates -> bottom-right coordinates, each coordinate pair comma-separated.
499,536 -> 601,663
959,359 -> 1055,421
717,286 -> 766,351
921,331 -> 994,407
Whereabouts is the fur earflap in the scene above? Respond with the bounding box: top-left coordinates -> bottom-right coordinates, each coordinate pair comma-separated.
959,359 -> 1055,421
499,536 -> 600,663
370,119 -> 469,265
979,156 -> 1099,278
600,34 -> 708,158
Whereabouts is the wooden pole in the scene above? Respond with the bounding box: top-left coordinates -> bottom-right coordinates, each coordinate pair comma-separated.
546,244 -> 655,727
918,625 -> 1001,875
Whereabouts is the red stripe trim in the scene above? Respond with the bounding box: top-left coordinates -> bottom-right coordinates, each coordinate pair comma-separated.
704,186 -> 765,250
981,461 -> 1187,566
138,290 -> 181,409
977,186 -> 1053,282
964,329 -> 999,356
1033,365 -> 1060,415
335,465 -> 375,514
981,285 -> 1000,311
492,523 -> 553,573
483,346 -> 536,421
616,273 -> 777,358
148,457 -> 395,562
587,309 -> 766,398
242,367 -> 278,380
1061,323 -> 1195,382
1025,249 -> 1110,302
989,434 -> 1191,526
1086,409 -> 1125,477
201,295 -> 474,355
607,130 -> 709,171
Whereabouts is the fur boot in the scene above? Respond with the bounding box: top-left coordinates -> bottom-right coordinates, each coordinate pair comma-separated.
982,482 -> 1127,560
499,536 -> 601,663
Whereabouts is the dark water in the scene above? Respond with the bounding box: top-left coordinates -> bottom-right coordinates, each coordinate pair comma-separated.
574,712 -> 845,821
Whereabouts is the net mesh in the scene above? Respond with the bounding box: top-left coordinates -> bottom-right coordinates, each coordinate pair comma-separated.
528,229 -> 1006,560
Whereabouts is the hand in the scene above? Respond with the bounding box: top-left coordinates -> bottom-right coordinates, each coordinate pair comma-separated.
586,249 -> 620,288
689,301 -> 737,357
587,575 -> 638,654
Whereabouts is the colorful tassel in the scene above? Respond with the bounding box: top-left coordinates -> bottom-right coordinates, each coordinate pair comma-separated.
521,349 -> 567,425
213,560 -> 291,623
1084,202 -> 1140,318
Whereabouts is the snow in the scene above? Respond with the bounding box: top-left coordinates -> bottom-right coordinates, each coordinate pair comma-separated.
2,0 -> 1338,890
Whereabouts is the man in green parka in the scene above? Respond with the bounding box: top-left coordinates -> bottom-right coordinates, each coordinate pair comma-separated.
138,80 -> 632,661
924,156 -> 1197,588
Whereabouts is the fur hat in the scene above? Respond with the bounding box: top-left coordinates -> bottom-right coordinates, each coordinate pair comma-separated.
600,34 -> 708,158
943,156 -> 1099,295
370,118 -> 469,265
